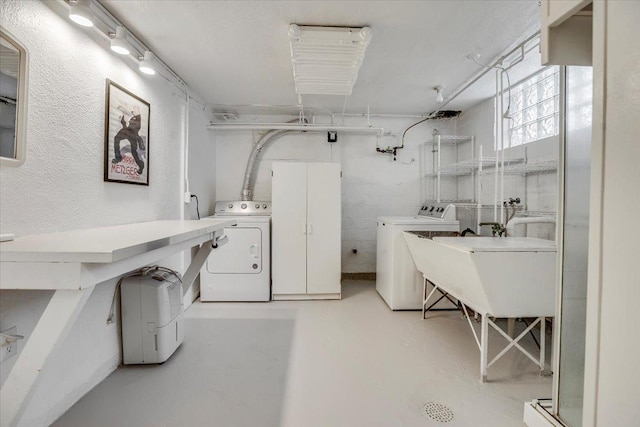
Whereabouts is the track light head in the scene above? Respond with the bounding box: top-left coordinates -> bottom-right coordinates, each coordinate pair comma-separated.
139,51 -> 156,75
434,85 -> 444,103
110,26 -> 130,55
69,0 -> 94,27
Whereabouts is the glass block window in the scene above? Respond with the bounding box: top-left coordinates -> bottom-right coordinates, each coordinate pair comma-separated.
506,66 -> 560,147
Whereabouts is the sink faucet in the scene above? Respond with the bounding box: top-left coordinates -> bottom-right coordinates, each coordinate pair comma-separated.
479,222 -> 506,237
479,222 -> 500,227
476,198 -> 522,237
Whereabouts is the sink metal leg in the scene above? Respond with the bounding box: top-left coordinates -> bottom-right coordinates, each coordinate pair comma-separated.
480,313 -> 488,382
539,317 -> 546,375
507,318 -> 516,338
422,277 -> 427,319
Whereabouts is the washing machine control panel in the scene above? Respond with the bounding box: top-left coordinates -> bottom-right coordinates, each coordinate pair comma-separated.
418,203 -> 456,221
214,201 -> 272,216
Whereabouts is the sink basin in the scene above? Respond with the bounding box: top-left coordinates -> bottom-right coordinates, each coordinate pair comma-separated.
403,233 -> 557,317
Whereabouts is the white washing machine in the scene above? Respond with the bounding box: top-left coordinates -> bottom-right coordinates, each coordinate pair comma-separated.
200,201 -> 271,302
376,203 -> 459,310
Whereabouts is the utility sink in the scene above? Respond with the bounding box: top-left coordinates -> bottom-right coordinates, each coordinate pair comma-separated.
403,233 -> 557,317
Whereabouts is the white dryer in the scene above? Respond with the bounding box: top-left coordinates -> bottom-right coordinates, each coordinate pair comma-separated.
376,203 -> 459,310
200,201 -> 271,302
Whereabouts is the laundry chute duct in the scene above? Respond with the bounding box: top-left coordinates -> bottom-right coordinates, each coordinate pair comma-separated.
241,129 -> 291,201
240,119 -> 307,201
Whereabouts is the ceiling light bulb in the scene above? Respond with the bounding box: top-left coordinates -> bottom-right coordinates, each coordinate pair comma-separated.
69,0 -> 94,27
110,26 -> 130,55
434,86 -> 444,103
139,51 -> 156,75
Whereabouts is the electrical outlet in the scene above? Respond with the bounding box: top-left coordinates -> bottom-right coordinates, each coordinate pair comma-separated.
0,326 -> 19,364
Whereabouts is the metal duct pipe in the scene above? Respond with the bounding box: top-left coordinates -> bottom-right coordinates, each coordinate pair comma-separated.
240,129 -> 296,201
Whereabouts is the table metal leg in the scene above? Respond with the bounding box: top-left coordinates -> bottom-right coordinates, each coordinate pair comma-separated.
181,239 -> 214,296
0,287 -> 95,427
422,277 -> 427,319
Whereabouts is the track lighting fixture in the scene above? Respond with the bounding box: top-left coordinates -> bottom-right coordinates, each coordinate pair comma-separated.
434,86 -> 444,103
139,51 -> 156,75
64,0 -> 180,82
69,0 -> 94,27
110,26 -> 130,55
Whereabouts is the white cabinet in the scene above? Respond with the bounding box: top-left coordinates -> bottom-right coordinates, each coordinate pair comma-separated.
546,0 -> 591,26
541,0 -> 593,65
272,162 -> 341,300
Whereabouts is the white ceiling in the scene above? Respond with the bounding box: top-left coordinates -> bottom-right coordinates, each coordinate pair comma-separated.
101,0 -> 541,116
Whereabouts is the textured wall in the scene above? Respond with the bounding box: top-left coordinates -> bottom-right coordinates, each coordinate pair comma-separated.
215,116 -> 455,273
182,99 -> 217,302
0,1 -> 214,425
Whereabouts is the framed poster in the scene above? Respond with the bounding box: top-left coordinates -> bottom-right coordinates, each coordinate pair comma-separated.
104,79 -> 150,185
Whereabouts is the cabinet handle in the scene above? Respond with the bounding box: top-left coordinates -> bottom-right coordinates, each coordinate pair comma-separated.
302,223 -> 307,234
307,224 -> 313,235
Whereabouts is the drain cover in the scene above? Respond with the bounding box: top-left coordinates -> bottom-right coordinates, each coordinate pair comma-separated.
423,402 -> 454,423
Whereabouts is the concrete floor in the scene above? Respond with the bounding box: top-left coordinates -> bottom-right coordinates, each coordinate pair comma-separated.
54,281 -> 552,427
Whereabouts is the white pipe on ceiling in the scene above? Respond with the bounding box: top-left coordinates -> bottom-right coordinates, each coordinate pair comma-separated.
207,123 -> 385,135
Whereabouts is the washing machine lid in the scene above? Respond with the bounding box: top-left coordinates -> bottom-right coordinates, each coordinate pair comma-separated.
378,216 -> 458,226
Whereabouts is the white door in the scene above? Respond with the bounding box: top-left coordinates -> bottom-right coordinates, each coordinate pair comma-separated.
206,227 -> 262,274
306,163 -> 341,295
272,162 -> 307,295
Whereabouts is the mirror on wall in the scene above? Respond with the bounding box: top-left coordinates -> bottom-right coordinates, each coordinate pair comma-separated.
0,27 -> 28,167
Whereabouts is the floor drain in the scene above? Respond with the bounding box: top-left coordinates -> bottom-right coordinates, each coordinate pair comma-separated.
423,402 -> 454,423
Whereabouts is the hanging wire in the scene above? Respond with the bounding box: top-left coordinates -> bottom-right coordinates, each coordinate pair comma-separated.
471,56 -> 513,119
190,194 -> 200,219
106,265 -> 182,324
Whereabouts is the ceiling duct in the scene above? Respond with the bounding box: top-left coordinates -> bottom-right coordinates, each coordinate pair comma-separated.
288,24 -> 372,96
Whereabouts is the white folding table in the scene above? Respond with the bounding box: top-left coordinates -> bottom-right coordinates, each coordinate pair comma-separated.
0,219 -> 235,427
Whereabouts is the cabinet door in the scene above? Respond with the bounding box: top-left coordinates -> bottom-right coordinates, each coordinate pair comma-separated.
306,163 -> 341,295
272,162 -> 307,295
541,0 -> 592,66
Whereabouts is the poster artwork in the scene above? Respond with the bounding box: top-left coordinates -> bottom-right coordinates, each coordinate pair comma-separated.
104,79 -> 150,185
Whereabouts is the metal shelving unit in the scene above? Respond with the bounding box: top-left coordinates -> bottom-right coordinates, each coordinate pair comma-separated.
425,133 -> 558,233
426,133 -> 476,204
426,133 -> 500,231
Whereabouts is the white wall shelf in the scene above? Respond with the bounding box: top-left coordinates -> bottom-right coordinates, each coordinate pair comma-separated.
0,219 -> 234,427
436,157 -> 526,176
503,159 -> 559,175
518,210 -> 557,218
426,135 -> 474,145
